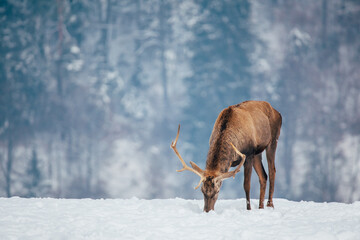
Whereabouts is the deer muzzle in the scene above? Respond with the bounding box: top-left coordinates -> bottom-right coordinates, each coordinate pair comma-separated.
203,195 -> 218,212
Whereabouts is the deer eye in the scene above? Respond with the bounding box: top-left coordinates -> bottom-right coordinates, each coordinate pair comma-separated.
209,190 -> 220,199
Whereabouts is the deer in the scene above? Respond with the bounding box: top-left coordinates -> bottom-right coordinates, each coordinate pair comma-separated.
171,101 -> 282,212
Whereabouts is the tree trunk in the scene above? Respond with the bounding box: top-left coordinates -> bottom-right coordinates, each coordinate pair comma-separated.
56,0 -> 64,97
159,0 -> 169,118
321,0 -> 327,50
5,137 -> 13,197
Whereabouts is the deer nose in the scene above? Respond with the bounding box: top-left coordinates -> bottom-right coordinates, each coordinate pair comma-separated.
203,197 -> 216,212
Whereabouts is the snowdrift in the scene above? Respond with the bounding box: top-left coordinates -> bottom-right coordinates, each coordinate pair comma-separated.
0,197 -> 359,240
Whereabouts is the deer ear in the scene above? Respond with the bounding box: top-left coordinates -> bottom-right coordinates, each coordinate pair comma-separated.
216,171 -> 235,181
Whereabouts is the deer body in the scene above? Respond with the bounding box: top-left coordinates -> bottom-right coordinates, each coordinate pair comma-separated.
171,101 -> 282,212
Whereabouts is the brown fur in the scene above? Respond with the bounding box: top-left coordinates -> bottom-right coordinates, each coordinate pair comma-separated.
203,100 -> 282,211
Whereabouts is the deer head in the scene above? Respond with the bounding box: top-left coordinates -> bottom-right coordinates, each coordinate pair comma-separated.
171,125 -> 245,212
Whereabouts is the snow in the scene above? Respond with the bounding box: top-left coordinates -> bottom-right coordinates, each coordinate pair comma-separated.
290,28 -> 311,47
1,198 -> 359,240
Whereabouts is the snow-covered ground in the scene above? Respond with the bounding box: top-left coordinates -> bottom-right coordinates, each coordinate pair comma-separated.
0,198 -> 359,240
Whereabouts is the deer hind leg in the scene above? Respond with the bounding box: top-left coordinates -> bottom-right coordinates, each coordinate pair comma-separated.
266,140 -> 278,208
243,158 -> 253,210
253,154 -> 267,209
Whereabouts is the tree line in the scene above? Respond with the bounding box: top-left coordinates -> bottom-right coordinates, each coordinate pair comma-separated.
0,0 -> 359,202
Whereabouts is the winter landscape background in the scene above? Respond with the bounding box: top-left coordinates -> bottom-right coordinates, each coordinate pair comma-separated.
0,0 -> 359,203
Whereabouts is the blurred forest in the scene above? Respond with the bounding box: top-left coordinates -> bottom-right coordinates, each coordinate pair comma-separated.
0,0 -> 359,202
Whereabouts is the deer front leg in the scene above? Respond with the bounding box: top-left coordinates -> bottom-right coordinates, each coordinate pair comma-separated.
243,158 -> 253,210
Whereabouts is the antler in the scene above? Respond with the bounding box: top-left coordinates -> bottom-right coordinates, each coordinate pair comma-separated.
171,124 -> 205,189
215,142 -> 246,181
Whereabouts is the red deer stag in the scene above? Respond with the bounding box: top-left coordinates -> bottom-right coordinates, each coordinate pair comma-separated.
171,101 -> 282,212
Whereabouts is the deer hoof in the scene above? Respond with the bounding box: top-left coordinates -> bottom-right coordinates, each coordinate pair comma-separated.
267,201 -> 274,208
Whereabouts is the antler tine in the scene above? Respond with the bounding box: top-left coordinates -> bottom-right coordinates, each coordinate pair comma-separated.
171,124 -> 205,189
216,142 -> 246,181
171,125 -> 180,148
